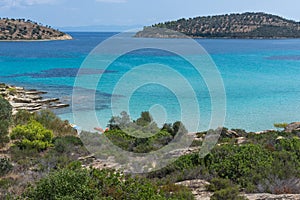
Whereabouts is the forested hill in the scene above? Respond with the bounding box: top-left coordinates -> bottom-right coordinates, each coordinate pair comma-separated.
136,12 -> 300,38
0,18 -> 72,40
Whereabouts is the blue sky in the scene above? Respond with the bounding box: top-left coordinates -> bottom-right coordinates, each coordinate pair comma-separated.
0,0 -> 300,30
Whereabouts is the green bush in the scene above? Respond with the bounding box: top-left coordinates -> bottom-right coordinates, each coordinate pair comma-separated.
53,135 -> 83,153
274,123 -> 288,129
23,167 -> 193,200
211,186 -> 247,200
160,184 -> 194,200
0,157 -> 13,176
275,137 -> 300,158
11,120 -> 54,151
104,129 -> 174,153
24,168 -> 99,199
207,178 -> 235,192
13,109 -> 35,126
13,110 -> 76,137
147,153 -> 203,180
206,144 -> 273,190
0,96 -> 12,146
35,110 -> 76,137
207,178 -> 247,200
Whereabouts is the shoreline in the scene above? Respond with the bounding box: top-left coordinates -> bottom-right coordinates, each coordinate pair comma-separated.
0,34 -> 73,42
0,83 -> 69,115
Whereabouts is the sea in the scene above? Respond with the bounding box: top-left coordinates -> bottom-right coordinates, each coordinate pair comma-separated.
1,32 -> 300,132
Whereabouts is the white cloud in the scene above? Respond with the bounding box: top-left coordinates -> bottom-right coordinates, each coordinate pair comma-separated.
95,0 -> 127,3
0,0 -> 57,8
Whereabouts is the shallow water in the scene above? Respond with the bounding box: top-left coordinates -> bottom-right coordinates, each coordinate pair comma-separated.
1,32 -> 300,132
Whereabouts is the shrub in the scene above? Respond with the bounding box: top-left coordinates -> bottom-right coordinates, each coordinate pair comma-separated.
205,144 -> 273,190
275,137 -> 300,159
10,120 -> 54,151
160,184 -> 194,200
8,87 -> 16,95
35,110 -> 76,136
0,157 -> 13,176
53,135 -> 83,153
207,178 -> 247,200
211,186 -> 247,200
274,123 -> 288,129
0,96 -> 12,146
23,167 -> 192,199
13,109 -> 35,126
24,168 -> 99,199
207,178 -> 235,192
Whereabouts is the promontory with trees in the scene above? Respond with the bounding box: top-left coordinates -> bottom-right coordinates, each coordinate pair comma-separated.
135,12 -> 300,39
0,18 -> 72,40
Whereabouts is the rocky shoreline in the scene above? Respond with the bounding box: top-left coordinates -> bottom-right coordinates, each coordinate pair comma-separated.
0,83 -> 69,115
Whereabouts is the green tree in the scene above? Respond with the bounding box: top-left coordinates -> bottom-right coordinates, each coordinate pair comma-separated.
136,111 -> 152,126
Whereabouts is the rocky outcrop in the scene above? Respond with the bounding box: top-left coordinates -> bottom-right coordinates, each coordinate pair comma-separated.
284,122 -> 300,133
0,83 -> 69,114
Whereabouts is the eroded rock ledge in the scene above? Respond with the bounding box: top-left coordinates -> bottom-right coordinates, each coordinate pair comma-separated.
0,83 -> 69,114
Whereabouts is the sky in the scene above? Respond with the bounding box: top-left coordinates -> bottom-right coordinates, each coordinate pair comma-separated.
0,0 -> 300,31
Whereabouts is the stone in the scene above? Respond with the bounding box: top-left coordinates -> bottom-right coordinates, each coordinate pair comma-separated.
25,90 -> 47,95
26,95 -> 43,100
276,136 -> 285,141
284,122 -> 300,133
236,137 -> 247,144
35,98 -> 59,103
49,103 -> 69,109
13,98 -> 32,103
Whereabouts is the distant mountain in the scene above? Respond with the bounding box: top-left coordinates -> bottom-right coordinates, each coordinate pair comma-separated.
59,25 -> 143,32
0,18 -> 72,41
136,12 -> 300,39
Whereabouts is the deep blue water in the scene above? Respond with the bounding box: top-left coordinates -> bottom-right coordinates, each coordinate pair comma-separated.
1,32 -> 300,132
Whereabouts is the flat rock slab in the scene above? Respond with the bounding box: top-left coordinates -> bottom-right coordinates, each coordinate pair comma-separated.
245,193 -> 300,200
1,84 -> 69,114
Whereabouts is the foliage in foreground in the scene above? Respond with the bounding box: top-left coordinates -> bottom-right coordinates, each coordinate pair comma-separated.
149,131 -> 300,194
23,164 -> 194,200
3,109 -> 300,198
0,96 -> 12,146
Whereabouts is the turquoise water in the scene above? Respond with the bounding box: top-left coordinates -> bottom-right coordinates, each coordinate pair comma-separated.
1,32 -> 300,131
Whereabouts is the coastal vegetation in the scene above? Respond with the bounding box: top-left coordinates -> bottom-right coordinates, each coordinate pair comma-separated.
136,12 -> 300,39
0,96 -> 12,147
0,18 -> 72,40
1,94 -> 300,199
